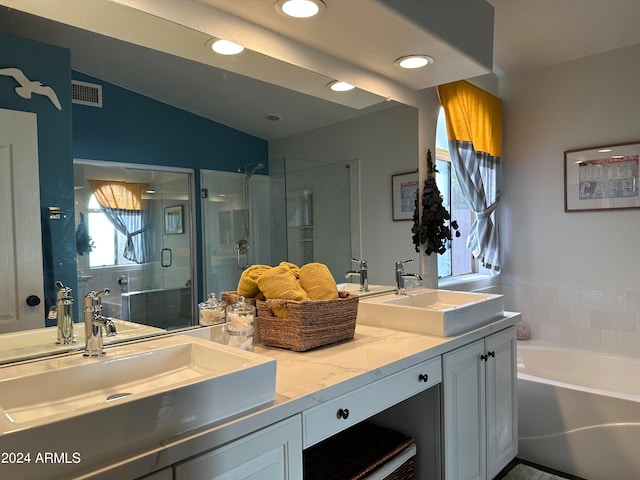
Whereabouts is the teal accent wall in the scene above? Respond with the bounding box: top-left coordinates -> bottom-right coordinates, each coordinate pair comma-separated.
0,32 -> 74,322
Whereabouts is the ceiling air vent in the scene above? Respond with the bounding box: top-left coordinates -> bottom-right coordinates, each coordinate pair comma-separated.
71,80 -> 102,107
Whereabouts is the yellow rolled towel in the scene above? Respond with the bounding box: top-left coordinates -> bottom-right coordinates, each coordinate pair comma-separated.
237,264 -> 272,298
299,263 -> 339,300
278,261 -> 301,279
257,265 -> 309,317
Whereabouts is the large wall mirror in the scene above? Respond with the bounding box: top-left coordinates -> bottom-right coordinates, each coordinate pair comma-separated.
0,0 -> 464,364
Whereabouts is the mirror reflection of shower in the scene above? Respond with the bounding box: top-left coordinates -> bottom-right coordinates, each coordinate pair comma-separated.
236,163 -> 265,269
201,168 -> 272,296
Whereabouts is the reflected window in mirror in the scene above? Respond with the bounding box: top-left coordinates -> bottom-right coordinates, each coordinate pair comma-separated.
87,194 -> 136,267
435,107 -> 475,278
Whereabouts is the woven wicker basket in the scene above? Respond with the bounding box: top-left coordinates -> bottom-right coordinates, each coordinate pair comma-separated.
256,290 -> 358,352
221,291 -> 257,306
303,422 -> 416,480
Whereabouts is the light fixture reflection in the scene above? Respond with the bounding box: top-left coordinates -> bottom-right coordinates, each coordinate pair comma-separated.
394,55 -> 434,69
276,0 -> 326,18
209,39 -> 244,55
328,80 -> 355,92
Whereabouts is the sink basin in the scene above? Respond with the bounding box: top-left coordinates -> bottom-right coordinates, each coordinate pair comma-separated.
0,319 -> 165,364
358,288 -> 504,336
0,335 -> 276,479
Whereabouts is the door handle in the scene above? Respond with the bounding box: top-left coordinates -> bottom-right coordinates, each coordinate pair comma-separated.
161,248 -> 172,267
26,295 -> 41,307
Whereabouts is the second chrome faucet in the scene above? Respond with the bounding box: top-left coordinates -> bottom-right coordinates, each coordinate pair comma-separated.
395,259 -> 422,295
83,288 -> 117,357
345,258 -> 368,292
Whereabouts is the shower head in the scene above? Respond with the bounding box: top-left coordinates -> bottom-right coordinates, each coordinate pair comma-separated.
249,163 -> 265,175
240,163 -> 266,177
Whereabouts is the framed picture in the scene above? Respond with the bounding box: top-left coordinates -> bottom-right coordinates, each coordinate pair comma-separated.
564,141 -> 640,212
392,171 -> 419,221
164,205 -> 184,234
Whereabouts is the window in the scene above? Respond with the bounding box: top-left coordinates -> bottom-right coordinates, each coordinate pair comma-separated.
87,194 -> 134,267
435,108 -> 476,278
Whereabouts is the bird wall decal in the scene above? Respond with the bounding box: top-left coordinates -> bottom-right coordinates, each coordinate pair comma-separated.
0,67 -> 62,110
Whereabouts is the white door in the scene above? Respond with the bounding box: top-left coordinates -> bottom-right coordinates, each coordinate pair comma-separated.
0,108 -> 45,333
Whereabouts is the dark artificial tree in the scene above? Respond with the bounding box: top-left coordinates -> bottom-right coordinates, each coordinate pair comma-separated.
412,149 -> 460,254
75,212 -> 95,256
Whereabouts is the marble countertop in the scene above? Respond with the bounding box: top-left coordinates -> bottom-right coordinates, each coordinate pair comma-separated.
75,313 -> 521,479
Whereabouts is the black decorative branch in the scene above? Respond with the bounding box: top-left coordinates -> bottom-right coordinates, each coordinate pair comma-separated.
75,212 -> 95,256
411,149 -> 460,255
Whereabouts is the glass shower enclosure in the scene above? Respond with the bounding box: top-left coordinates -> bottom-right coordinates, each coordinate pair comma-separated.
201,157 -> 354,298
74,161 -> 195,330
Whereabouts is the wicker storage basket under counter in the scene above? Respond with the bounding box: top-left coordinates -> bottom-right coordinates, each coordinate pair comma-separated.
256,290 -> 358,352
304,422 -> 416,480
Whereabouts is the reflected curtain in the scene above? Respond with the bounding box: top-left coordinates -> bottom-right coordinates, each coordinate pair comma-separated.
87,180 -> 151,264
437,80 -> 502,273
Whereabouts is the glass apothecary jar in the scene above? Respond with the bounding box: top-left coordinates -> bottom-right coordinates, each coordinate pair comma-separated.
225,296 -> 255,352
198,293 -> 226,326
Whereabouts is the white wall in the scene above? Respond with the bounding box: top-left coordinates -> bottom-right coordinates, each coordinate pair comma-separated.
270,103 -> 424,285
499,43 -> 640,356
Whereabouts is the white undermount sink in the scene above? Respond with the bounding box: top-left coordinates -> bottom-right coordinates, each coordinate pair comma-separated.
358,288 -> 504,337
0,335 -> 276,479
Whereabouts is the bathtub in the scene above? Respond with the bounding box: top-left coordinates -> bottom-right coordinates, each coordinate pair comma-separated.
517,344 -> 640,480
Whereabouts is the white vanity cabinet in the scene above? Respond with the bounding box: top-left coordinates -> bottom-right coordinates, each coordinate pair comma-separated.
442,326 -> 517,480
302,356 -> 442,448
174,415 -> 303,480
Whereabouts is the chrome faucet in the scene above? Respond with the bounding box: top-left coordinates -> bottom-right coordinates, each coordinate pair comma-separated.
83,288 -> 116,357
345,258 -> 369,292
395,260 -> 422,295
53,281 -> 76,345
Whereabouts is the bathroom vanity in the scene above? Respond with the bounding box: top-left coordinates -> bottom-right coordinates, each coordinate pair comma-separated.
0,311 -> 519,480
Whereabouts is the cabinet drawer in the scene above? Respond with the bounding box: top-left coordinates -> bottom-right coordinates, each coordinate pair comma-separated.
302,356 -> 441,448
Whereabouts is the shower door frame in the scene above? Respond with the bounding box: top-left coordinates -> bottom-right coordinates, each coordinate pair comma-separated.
74,159 -> 198,328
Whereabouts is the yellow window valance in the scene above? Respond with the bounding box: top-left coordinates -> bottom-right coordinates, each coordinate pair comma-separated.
437,80 -> 503,158
87,180 -> 149,211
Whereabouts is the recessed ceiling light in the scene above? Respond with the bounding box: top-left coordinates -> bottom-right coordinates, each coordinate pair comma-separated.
265,113 -> 282,122
394,55 -> 434,69
275,0 -> 326,18
207,38 -> 244,55
327,80 -> 355,92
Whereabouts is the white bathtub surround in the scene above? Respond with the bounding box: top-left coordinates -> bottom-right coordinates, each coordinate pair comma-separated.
503,283 -> 640,358
517,344 -> 640,480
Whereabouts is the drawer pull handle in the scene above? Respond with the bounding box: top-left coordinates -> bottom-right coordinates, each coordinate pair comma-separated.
418,373 -> 429,383
336,408 -> 350,420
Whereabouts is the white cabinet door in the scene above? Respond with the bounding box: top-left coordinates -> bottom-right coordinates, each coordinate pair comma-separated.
175,415 -> 302,480
443,326 -> 517,480
0,108 -> 44,333
443,339 -> 486,480
485,327 -> 518,479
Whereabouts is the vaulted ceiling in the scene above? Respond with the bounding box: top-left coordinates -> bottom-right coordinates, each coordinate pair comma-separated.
1,0 -> 639,140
